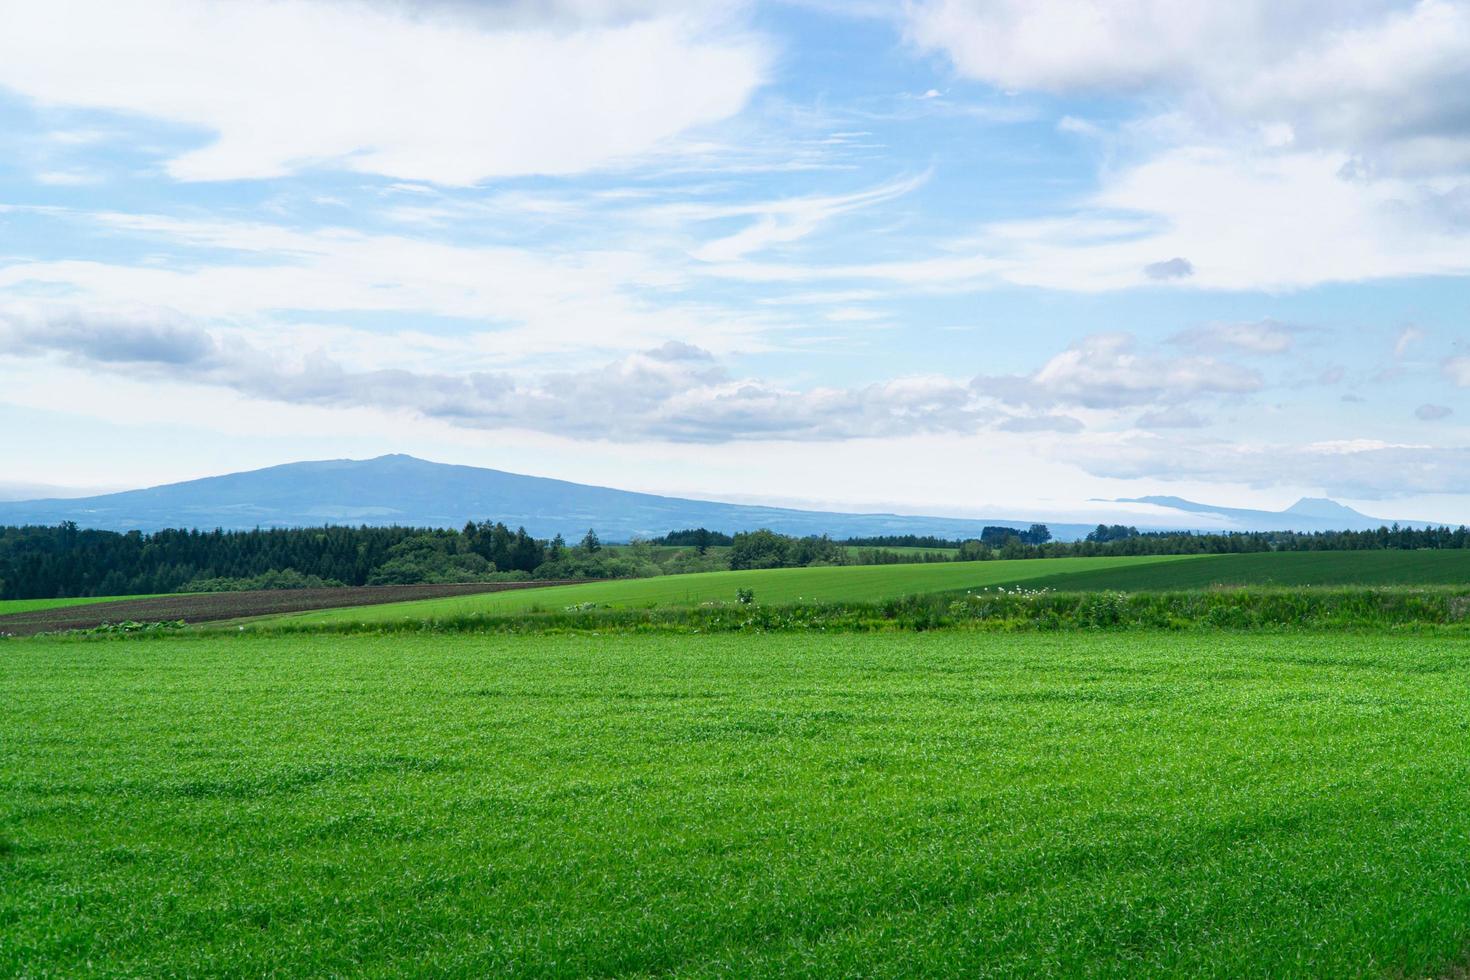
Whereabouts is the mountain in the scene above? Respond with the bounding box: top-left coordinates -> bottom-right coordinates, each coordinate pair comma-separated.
2,456 -> 1438,540
1115,495 -> 1437,533
0,454 -> 1097,540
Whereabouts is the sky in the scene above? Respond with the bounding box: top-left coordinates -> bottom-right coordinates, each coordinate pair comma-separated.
1,0 -> 1469,523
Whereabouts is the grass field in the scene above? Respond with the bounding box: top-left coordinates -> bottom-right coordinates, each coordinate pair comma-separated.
1027,548 -> 1470,591
271,554 -> 1199,627
4,629 -> 1470,975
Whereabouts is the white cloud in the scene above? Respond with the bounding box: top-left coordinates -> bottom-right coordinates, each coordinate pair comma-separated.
1143,257 -> 1193,280
1395,326 -> 1426,357
1228,0 -> 1470,172
1070,432 -> 1470,498
979,332 -> 1261,409
0,0 -> 768,184
892,2 -> 1470,294
1173,320 -> 1298,355
705,146 -> 1470,293
996,413 -> 1084,433
0,308 -> 1272,444
908,1 -> 1470,170
1136,406 -> 1209,429
1444,356 -> 1470,386
683,174 -> 927,262
0,207 -> 788,361
0,309 -> 996,442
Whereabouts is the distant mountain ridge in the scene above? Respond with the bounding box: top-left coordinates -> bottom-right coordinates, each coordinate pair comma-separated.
0,454 -> 1097,540
1116,495 -> 1436,533
0,455 -> 1438,540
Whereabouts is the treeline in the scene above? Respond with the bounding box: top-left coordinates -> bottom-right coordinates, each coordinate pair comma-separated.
6,519 -> 1470,600
0,522 -> 859,599
841,526 -> 1053,549
0,522 -> 630,600
1023,524 -> 1470,559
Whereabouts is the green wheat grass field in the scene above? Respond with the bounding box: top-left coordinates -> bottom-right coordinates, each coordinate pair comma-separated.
4,628 -> 1470,976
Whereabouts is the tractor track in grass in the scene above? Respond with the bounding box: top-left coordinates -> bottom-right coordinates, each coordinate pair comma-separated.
0,581 -> 579,636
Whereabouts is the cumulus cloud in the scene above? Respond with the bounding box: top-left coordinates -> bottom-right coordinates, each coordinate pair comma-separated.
907,1 -> 1470,172
890,1 -> 1470,295
0,308 -> 995,443
3,308 -> 217,364
980,332 -> 1261,409
0,0 -> 768,184
0,309 -> 1270,444
1416,403 -> 1454,420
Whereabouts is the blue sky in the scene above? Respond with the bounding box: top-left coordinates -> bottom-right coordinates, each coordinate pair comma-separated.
1,0 -> 1469,523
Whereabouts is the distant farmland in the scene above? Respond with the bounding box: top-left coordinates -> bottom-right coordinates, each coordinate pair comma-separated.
11,550 -> 1470,636
269,555 -> 1198,627
268,549 -> 1470,630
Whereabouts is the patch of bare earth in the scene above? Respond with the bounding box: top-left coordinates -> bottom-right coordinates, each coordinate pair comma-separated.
0,581 -> 577,636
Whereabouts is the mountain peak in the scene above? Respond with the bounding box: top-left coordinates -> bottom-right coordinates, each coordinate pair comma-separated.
1285,497 -> 1362,518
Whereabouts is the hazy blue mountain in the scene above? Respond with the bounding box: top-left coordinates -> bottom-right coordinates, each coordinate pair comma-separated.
0,454 -> 1096,540
1115,495 -> 1436,533
1,456 -> 1435,540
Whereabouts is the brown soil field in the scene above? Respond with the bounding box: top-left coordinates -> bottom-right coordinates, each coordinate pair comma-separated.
0,581 -> 574,637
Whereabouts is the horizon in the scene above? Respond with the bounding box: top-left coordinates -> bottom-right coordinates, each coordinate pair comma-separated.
3,2 -> 1469,522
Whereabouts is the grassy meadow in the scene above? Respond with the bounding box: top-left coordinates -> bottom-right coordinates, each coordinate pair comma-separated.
273,554 -> 1200,627
4,629 -> 1470,976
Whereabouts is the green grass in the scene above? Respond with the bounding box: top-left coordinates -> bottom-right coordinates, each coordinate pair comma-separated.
1026,548 -> 1470,591
0,593 -> 163,616
273,555 -> 1198,627
4,629 -> 1470,976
